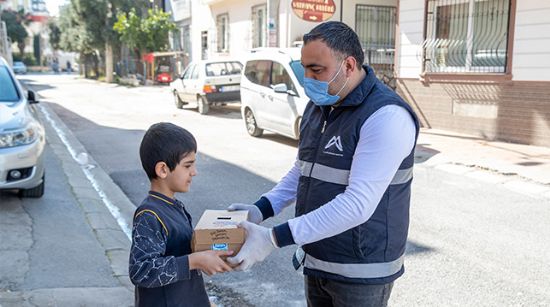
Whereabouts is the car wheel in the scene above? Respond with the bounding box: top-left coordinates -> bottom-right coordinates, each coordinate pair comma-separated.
197,96 -> 209,115
245,108 -> 263,137
19,174 -> 45,198
173,91 -> 184,109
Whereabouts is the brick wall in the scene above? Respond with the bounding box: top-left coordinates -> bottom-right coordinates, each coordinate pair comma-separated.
396,78 -> 550,147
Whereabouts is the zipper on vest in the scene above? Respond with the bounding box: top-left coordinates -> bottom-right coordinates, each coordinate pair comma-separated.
304,108 -> 332,208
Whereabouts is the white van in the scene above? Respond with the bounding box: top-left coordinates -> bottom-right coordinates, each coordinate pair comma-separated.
240,48 -> 308,140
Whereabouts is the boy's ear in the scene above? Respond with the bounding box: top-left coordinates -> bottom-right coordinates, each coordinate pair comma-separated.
154,161 -> 169,179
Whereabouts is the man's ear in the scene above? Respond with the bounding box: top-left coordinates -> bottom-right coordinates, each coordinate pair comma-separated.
155,161 -> 169,179
344,56 -> 357,76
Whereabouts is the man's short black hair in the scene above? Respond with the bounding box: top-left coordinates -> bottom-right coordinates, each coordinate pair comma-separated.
139,122 -> 197,180
303,21 -> 364,68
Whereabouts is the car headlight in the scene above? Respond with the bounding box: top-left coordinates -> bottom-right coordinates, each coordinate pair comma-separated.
0,125 -> 38,148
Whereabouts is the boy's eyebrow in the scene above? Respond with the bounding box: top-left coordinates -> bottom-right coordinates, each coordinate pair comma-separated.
181,159 -> 195,164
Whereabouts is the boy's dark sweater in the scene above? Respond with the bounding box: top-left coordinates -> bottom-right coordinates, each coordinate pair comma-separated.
129,191 -> 209,307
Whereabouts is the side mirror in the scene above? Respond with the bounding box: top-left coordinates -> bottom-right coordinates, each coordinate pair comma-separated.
287,89 -> 298,96
27,90 -> 39,104
272,83 -> 288,93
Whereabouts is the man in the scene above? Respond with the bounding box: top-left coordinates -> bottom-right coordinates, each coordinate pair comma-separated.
227,21 -> 419,306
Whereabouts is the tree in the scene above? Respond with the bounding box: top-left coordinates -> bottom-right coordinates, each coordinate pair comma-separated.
1,9 -> 29,56
114,8 -> 177,56
54,0 -> 136,81
48,19 -> 61,51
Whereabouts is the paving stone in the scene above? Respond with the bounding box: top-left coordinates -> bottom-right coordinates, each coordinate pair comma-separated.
95,228 -> 131,252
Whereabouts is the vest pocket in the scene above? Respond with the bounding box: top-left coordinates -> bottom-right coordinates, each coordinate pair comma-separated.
352,224 -> 368,259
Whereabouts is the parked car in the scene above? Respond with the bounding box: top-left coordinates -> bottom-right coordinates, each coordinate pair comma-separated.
0,57 -> 46,197
240,48 -> 307,140
155,64 -> 172,84
12,61 -> 27,74
170,59 -> 242,115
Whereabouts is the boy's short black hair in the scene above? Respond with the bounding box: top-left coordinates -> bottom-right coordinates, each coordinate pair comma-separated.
139,122 -> 197,180
303,21 -> 364,68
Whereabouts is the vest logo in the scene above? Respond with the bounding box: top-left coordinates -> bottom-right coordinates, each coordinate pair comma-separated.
324,136 -> 344,156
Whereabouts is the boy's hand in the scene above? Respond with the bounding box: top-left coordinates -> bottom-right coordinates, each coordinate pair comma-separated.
189,250 -> 234,276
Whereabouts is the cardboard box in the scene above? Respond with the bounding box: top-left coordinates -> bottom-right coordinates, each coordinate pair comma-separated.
191,210 -> 248,254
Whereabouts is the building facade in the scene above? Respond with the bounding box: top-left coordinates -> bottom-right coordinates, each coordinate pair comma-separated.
396,0 -> 550,147
165,0 -> 550,147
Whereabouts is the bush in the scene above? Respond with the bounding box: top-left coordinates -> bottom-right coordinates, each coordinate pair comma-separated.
12,53 -> 37,66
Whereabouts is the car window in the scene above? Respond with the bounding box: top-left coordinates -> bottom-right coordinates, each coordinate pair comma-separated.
244,60 -> 271,87
182,64 -> 194,80
271,62 -> 296,93
289,60 -> 304,87
0,66 -> 20,102
191,65 -> 199,79
205,61 -> 242,77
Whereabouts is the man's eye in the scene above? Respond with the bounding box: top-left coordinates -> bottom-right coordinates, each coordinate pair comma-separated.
312,69 -> 322,74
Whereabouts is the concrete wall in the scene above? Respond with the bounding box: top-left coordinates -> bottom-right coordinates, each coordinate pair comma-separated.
512,0 -> 550,81
395,0 -> 424,79
209,0 -> 266,60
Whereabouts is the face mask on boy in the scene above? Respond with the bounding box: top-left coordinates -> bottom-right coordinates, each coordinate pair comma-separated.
303,61 -> 349,106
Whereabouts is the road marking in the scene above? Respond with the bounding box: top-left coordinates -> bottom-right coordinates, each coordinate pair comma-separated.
38,105 -> 132,240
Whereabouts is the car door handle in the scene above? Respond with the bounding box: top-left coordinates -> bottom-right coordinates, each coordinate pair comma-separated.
260,93 -> 266,98
267,95 -> 273,101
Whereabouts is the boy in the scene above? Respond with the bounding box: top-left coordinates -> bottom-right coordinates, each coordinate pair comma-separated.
129,122 -> 233,307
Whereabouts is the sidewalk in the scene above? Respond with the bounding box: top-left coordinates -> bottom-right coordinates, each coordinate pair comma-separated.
415,128 -> 550,198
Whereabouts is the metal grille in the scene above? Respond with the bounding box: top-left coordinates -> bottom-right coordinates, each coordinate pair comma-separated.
356,5 -> 397,88
423,0 -> 511,73
251,4 -> 267,48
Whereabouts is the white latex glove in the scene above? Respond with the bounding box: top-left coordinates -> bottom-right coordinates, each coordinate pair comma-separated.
226,221 -> 277,271
227,203 -> 263,224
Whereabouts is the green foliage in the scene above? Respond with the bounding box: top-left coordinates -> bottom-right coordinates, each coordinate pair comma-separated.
114,8 -> 177,53
1,9 -> 29,55
12,53 -> 37,66
55,0 -> 136,54
48,19 -> 62,50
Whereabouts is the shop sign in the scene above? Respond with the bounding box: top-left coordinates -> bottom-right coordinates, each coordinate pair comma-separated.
291,0 -> 336,22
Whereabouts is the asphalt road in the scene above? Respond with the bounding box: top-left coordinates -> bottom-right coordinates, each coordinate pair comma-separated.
19,74 -> 550,307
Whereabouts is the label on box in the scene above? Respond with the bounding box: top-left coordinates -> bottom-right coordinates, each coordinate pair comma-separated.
212,243 -> 229,251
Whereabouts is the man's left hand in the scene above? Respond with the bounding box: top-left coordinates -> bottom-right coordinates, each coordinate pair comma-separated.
226,221 -> 277,271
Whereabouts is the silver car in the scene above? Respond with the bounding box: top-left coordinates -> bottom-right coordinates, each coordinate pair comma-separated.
12,61 -> 27,74
0,57 -> 46,197
170,59 -> 242,115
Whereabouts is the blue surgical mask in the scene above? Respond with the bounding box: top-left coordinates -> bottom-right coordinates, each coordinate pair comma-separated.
303,61 -> 349,106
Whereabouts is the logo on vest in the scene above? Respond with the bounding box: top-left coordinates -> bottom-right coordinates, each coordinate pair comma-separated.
323,136 -> 344,156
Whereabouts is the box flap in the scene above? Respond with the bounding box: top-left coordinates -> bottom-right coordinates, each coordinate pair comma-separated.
194,210 -> 249,229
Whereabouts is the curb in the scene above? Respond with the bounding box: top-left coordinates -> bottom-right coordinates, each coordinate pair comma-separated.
35,101 -> 136,292
415,153 -> 550,200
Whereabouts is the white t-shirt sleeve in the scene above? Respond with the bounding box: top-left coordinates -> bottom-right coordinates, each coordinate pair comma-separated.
262,158 -> 300,215
287,105 -> 416,245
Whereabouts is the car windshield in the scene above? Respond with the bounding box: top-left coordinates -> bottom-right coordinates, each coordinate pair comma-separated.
205,61 -> 242,77
0,66 -> 20,102
290,60 -> 304,87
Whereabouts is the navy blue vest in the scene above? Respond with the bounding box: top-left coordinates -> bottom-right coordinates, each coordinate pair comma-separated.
297,66 -> 419,284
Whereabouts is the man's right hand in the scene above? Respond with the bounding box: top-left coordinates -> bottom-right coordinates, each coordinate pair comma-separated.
227,203 -> 263,224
